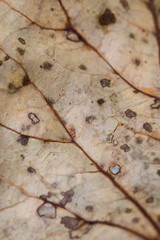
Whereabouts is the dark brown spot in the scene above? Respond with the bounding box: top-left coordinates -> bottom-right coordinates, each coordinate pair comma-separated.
99,9 -> 116,26
17,47 -> 25,56
153,158 -> 160,164
8,83 -> 16,94
17,135 -> 29,146
150,99 -> 160,109
143,122 -> 152,132
100,79 -> 111,87
125,109 -> 137,118
37,203 -> 56,219
40,62 -> 53,70
125,208 -> 132,213
85,206 -> 93,212
129,33 -> 135,39
85,116 -> 96,124
133,186 -> 139,194
20,154 -> 25,160
133,89 -> 139,94
132,217 -> 140,223
66,29 -> 80,42
79,64 -> 87,70
120,0 -> 129,10
134,59 -> 141,66
27,166 -> 36,173
136,137 -> 143,144
18,37 -> 26,45
69,127 -> 76,138
22,74 -> 30,86
39,192 -> 52,200
28,113 -> 40,124
157,169 -> 160,176
0,60 -> 2,66
97,98 -> 105,105
50,7 -> 54,11
59,189 -> 74,207
4,55 -> 10,61
61,216 -> 79,229
146,196 -> 154,203
120,144 -> 130,152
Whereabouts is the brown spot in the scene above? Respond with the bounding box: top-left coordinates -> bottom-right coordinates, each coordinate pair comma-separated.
85,116 -> 96,124
157,169 -> 160,176
4,55 -> 10,61
125,208 -> 132,213
129,33 -> 135,39
39,192 -> 52,201
100,79 -> 111,87
85,206 -> 93,212
133,186 -> 139,194
153,158 -> 160,164
133,89 -> 139,94
136,137 -> 143,144
8,83 -> 16,94
20,154 -> 25,160
134,59 -> 141,66
18,37 -> 26,45
27,166 -> 36,173
40,62 -> 53,70
120,0 -> 129,10
146,196 -> 154,203
50,7 -> 54,11
120,144 -> 130,152
150,99 -> 160,109
59,189 -> 74,207
17,47 -> 25,56
0,60 -> 2,66
97,98 -> 105,105
143,122 -> 152,132
37,203 -> 56,219
125,109 -> 137,118
28,113 -> 40,124
61,216 -> 79,229
17,135 -> 29,146
99,9 -> 116,26
22,74 -> 30,86
132,217 -> 140,223
79,64 -> 87,70
69,127 -> 76,138
142,38 -> 148,43
66,29 -> 80,42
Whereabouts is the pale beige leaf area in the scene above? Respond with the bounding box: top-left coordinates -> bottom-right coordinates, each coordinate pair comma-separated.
0,0 -> 160,240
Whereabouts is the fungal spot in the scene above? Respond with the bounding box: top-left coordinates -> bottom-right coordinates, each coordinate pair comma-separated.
69,127 -> 76,138
27,166 -> 36,174
66,29 -> 80,42
8,83 -> 16,94
17,135 -> 29,146
17,47 -> 25,56
146,196 -> 154,203
61,216 -> 79,229
120,0 -> 129,10
100,78 -> 111,87
0,60 -> 2,66
22,74 -> 30,86
133,59 -> 141,66
143,122 -> 152,132
157,169 -> 160,176
129,33 -> 135,39
97,98 -> 105,105
85,206 -> 93,212
28,113 -> 40,124
109,164 -> 121,175
85,116 -> 96,124
59,189 -> 74,207
153,158 -> 160,164
120,144 -> 130,152
99,9 -> 116,26
18,37 -> 26,45
150,99 -> 160,109
79,64 -> 87,70
106,133 -> 114,143
125,109 -> 137,118
135,137 -> 143,144
4,55 -> 10,61
132,217 -> 140,223
40,62 -> 53,70
125,208 -> 132,213
37,203 -> 56,219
